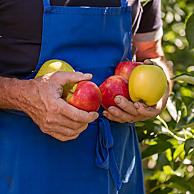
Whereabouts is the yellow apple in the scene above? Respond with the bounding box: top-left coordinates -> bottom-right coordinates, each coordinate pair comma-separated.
128,64 -> 167,106
35,59 -> 75,96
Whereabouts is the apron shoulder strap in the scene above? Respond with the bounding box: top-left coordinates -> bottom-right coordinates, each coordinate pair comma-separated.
43,0 -> 51,8
120,0 -> 129,7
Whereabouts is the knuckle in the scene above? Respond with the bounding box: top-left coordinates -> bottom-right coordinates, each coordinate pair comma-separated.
45,114 -> 54,124
71,122 -> 83,130
51,71 -> 64,83
72,111 -> 81,121
49,102 -> 59,113
52,71 -> 61,78
111,109 -> 119,117
65,129 -> 78,137
120,98 -> 127,107
39,123 -> 50,133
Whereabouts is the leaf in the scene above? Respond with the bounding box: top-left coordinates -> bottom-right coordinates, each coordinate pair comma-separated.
172,72 -> 194,85
150,187 -> 172,194
166,96 -> 179,122
176,113 -> 194,129
165,176 -> 193,192
155,134 -> 171,142
163,165 -> 175,175
178,121 -> 194,129
184,138 -> 194,156
173,143 -> 185,160
142,141 -> 172,159
186,13 -> 194,49
157,153 -> 170,170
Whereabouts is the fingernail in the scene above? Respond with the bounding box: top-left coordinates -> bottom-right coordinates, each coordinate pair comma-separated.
114,96 -> 121,104
93,112 -> 99,119
144,59 -> 152,65
108,106 -> 115,112
84,73 -> 92,79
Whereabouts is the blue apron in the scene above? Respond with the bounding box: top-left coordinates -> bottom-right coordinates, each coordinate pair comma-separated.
0,0 -> 145,193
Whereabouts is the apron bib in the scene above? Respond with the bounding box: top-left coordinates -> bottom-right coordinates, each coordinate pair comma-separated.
0,0 -> 145,193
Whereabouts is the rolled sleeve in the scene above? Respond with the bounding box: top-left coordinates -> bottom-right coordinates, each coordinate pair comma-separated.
133,26 -> 163,42
134,0 -> 163,42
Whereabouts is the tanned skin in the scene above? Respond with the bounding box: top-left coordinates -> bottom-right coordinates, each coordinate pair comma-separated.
0,39 -> 173,140
103,39 -> 173,123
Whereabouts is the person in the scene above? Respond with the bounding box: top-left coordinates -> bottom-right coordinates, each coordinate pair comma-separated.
0,0 -> 173,193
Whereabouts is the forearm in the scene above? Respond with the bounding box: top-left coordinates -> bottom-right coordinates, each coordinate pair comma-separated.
0,76 -> 29,110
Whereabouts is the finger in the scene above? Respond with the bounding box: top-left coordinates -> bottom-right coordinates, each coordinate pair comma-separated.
103,110 -> 126,123
76,124 -> 88,134
57,98 -> 99,123
46,124 -> 88,141
48,132 -> 79,142
143,59 -> 153,65
42,124 -> 78,137
45,113 -> 86,130
107,106 -> 136,123
134,102 -> 159,118
51,71 -> 92,86
114,95 -> 139,116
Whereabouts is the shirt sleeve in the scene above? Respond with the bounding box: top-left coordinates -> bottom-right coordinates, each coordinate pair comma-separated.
133,0 -> 163,42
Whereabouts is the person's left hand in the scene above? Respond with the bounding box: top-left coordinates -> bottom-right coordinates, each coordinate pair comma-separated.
102,84 -> 169,123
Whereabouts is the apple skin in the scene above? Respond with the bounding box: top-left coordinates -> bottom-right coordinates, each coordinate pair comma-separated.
115,60 -> 142,80
128,65 -> 167,106
65,81 -> 102,112
99,75 -> 130,110
35,59 -> 75,96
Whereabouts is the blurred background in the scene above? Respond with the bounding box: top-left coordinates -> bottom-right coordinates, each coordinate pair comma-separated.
136,0 -> 194,193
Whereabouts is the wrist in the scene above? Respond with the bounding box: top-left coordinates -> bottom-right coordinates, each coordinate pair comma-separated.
0,77 -> 33,111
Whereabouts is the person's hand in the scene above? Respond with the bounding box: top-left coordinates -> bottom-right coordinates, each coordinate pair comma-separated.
102,83 -> 169,123
19,71 -> 99,141
102,57 -> 171,123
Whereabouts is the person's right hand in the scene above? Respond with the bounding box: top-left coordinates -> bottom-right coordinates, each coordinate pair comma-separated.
19,71 -> 99,141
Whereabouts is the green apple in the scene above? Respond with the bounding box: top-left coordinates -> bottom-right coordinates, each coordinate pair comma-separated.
35,59 -> 75,96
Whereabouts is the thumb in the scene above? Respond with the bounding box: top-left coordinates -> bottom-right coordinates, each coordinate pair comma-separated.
52,71 -> 92,86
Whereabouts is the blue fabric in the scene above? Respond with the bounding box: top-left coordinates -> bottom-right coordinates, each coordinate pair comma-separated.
96,117 -> 122,190
0,0 -> 145,193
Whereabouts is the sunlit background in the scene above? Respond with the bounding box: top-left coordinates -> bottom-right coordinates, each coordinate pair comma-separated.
137,0 -> 194,193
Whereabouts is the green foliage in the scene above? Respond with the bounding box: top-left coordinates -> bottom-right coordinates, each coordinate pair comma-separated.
186,13 -> 194,49
136,0 -> 194,193
172,72 -> 194,85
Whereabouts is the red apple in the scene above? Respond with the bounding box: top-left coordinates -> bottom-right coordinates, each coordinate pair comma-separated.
65,81 -> 102,112
99,75 -> 130,110
115,60 -> 142,80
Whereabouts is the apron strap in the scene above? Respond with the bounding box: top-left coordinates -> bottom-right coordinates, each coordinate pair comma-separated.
96,117 -> 122,190
120,0 -> 129,8
43,0 -> 51,8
